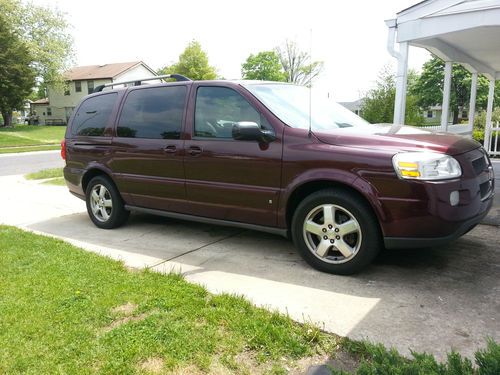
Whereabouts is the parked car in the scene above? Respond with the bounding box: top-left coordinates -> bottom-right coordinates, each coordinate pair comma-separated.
62,76 -> 495,274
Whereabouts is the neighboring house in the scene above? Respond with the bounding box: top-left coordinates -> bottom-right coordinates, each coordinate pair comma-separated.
339,98 -> 365,116
29,98 -> 50,125
37,61 -> 158,125
422,105 -> 468,124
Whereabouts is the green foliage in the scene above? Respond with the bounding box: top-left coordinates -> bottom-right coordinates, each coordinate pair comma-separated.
0,0 -> 73,124
158,40 -> 217,81
0,225 -> 335,373
0,10 -> 36,127
0,124 -> 66,148
473,108 -> 500,143
360,66 -> 423,125
411,56 -> 500,124
344,338 -> 499,375
275,40 -> 324,86
25,167 -> 63,180
241,51 -> 287,82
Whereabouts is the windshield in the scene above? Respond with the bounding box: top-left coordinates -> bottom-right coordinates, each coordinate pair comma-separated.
243,83 -> 373,132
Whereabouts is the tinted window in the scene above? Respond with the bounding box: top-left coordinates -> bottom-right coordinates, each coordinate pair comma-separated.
195,87 -> 270,138
117,86 -> 186,139
71,93 -> 117,136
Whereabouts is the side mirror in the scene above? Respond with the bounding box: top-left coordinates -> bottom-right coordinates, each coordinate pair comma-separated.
232,121 -> 276,143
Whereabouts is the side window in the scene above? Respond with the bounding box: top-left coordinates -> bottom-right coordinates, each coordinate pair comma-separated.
117,86 -> 186,139
71,93 -> 117,136
194,87 -> 271,138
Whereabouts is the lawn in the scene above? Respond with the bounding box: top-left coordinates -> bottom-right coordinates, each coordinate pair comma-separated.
0,124 -> 65,153
25,167 -> 65,186
1,225 -> 498,374
0,225 -> 336,374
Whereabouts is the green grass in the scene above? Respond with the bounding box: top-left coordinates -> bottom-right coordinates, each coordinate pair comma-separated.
0,124 -> 65,153
0,144 -> 61,154
25,168 -> 65,186
25,168 -> 63,180
337,338 -> 500,375
2,225 -> 499,374
0,225 -> 336,374
42,177 -> 66,186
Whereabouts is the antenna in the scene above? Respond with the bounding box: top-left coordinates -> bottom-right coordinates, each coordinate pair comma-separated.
308,28 -> 313,138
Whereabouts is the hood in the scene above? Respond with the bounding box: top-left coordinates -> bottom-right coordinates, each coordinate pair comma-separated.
314,124 -> 481,156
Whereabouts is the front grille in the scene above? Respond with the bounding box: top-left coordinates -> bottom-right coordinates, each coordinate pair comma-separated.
471,154 -> 487,175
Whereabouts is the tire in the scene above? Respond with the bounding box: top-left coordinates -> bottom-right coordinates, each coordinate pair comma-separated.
291,189 -> 381,275
85,175 -> 129,229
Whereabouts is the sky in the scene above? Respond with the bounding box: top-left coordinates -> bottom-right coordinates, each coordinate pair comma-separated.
32,0 -> 431,102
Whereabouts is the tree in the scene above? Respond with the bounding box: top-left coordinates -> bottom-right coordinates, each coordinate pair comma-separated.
241,51 -> 286,81
158,40 -> 217,80
361,66 -> 423,125
275,40 -> 324,86
411,56 -> 500,124
0,0 -> 73,125
0,12 -> 35,126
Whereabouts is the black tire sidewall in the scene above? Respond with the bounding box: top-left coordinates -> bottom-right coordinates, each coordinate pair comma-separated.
85,176 -> 128,229
291,189 -> 380,275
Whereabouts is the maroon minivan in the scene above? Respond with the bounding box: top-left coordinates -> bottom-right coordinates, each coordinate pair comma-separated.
62,76 -> 495,274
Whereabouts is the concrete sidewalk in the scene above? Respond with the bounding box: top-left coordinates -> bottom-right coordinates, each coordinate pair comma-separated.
0,174 -> 499,362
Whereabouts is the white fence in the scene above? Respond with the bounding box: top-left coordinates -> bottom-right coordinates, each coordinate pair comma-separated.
487,121 -> 500,157
423,123 -> 473,136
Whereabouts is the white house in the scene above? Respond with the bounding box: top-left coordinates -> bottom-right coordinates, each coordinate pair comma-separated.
33,61 -> 158,125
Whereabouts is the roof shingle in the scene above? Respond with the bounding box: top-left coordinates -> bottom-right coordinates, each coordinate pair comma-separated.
64,61 -> 143,80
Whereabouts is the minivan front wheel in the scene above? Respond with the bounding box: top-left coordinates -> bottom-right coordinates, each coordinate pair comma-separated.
292,189 -> 380,275
86,175 -> 129,229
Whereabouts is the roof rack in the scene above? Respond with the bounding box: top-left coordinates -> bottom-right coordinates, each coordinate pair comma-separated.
93,74 -> 191,93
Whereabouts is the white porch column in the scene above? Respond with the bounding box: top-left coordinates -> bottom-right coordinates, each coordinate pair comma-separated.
393,42 -> 409,125
484,79 -> 495,152
441,61 -> 452,131
468,72 -> 478,132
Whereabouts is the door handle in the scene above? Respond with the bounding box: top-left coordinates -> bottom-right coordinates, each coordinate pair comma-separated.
163,145 -> 177,153
188,146 -> 203,156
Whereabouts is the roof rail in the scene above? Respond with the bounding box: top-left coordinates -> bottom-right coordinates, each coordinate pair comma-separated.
93,74 -> 191,93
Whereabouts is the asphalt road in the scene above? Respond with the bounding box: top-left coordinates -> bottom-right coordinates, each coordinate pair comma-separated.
0,150 -> 64,176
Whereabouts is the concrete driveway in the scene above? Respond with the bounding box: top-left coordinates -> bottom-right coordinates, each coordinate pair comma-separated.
0,171 -> 499,362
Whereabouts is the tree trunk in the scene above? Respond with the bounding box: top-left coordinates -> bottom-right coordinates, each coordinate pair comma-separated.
1,110 -> 13,127
452,111 -> 459,125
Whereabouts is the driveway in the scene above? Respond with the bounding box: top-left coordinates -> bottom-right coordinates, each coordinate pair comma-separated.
0,172 -> 498,362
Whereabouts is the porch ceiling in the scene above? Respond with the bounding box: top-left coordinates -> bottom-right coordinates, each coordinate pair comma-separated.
392,0 -> 500,79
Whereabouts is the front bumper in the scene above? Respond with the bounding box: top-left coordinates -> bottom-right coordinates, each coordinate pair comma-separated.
375,147 -> 495,248
383,197 -> 492,249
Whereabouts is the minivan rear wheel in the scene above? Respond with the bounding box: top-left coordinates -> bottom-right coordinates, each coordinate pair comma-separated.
291,189 -> 380,275
86,175 -> 129,229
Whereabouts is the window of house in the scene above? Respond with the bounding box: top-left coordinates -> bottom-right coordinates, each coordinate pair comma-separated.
64,82 -> 70,96
71,93 -> 117,136
87,80 -> 94,94
427,110 -> 434,118
462,110 -> 468,118
117,86 -> 186,139
194,86 -> 270,138
47,107 -> 52,116
75,81 -> 82,92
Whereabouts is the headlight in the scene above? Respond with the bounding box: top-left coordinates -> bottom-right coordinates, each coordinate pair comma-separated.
392,152 -> 462,180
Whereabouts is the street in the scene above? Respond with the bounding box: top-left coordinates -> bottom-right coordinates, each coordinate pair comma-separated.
0,153 -> 498,362
0,150 -> 64,176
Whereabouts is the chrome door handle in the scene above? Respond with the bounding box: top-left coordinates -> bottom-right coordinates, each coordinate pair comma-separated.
188,146 -> 203,156
164,145 -> 177,153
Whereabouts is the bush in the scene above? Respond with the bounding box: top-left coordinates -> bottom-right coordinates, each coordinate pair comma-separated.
473,108 -> 500,143
340,338 -> 500,375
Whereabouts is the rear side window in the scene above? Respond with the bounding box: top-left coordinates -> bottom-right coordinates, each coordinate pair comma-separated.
71,93 -> 117,136
117,86 -> 186,139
